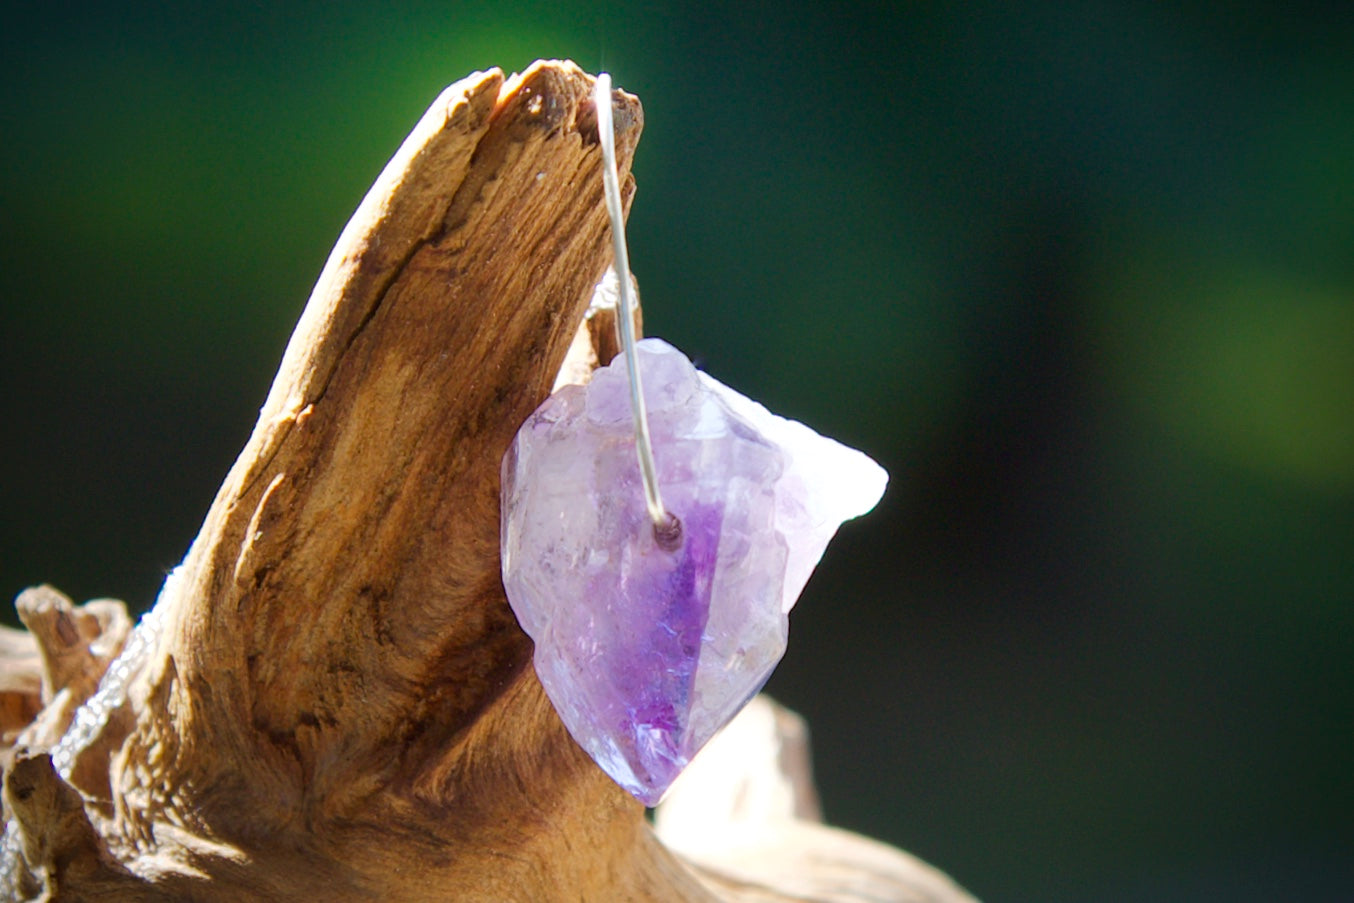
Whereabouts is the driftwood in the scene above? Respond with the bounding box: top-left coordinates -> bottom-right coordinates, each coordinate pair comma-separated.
0,60 -> 976,901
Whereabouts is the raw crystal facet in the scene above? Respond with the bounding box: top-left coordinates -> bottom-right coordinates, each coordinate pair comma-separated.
501,338 -> 887,805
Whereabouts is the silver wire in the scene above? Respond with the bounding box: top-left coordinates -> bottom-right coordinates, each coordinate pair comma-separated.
595,73 -> 670,533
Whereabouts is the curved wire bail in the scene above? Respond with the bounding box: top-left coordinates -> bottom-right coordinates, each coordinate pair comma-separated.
594,73 -> 681,549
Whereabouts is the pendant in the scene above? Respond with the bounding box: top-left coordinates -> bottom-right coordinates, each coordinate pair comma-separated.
499,73 -> 886,806
501,338 -> 885,805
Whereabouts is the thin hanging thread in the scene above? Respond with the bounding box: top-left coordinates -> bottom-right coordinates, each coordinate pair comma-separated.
595,73 -> 679,545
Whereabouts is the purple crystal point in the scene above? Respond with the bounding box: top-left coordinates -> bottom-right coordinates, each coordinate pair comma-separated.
501,338 -> 887,805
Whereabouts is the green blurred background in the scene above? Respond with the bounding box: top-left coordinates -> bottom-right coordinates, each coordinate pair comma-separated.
3,2 -> 1351,900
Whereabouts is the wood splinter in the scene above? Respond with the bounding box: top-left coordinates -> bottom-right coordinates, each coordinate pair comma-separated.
0,60 -> 976,902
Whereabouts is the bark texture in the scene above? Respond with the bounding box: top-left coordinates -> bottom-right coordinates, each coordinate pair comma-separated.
1,60 -> 976,902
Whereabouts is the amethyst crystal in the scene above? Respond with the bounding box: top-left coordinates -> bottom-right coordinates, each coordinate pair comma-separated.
501,339 -> 887,805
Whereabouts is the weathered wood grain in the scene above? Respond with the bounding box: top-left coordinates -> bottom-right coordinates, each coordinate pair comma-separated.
2,60 -> 976,902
